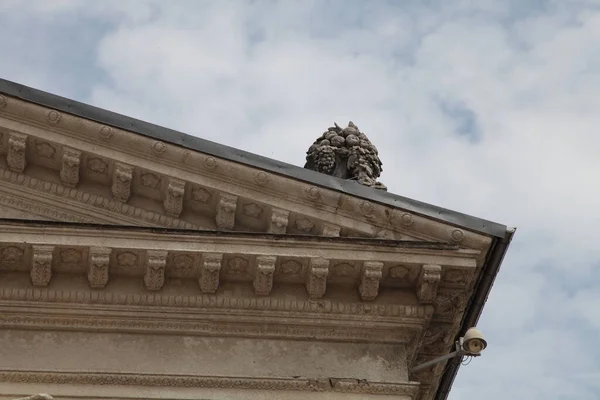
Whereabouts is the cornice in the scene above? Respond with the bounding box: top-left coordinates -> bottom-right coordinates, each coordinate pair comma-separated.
0,94 -> 495,252
0,370 -> 421,398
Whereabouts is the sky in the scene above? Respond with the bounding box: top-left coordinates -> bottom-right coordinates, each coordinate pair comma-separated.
1,0 -> 600,399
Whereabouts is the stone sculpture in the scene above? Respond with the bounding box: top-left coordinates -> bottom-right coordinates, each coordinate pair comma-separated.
304,121 -> 386,190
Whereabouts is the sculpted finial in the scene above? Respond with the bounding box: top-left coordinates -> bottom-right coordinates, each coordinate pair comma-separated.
304,121 -> 386,190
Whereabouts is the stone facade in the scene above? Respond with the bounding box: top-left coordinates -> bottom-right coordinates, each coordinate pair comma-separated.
0,83 -> 510,400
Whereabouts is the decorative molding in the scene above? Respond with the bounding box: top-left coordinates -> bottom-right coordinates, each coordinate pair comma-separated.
254,255 -> 276,296
46,110 -> 61,125
216,193 -> 237,230
322,223 -> 341,237
359,261 -> 383,301
243,203 -> 263,218
253,171 -> 271,186
88,247 -> 111,289
164,177 -> 185,217
306,258 -> 329,299
30,245 -> 53,287
417,265 -> 442,303
0,94 -> 7,108
151,141 -> 167,156
111,162 -> 133,203
0,371 -> 420,397
295,217 -> 314,233
199,253 -> 223,294
98,125 -> 114,141
59,147 -> 81,187
7,132 -> 27,172
144,250 -> 167,291
268,208 -> 289,234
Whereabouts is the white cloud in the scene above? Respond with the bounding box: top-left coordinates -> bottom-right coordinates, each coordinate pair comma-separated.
1,1 -> 599,399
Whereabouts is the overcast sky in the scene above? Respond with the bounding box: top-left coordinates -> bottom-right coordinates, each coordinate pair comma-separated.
1,1 -> 600,399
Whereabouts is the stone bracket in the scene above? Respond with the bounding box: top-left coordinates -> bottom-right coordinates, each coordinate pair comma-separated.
111,162 -> 134,203
306,257 -> 329,299
268,207 -> 289,234
144,250 -> 167,291
417,264 -> 442,302
30,245 -> 53,287
164,177 -> 185,217
254,255 -> 276,296
88,247 -> 111,289
199,253 -> 223,294
216,193 -> 237,230
359,261 -> 384,301
60,146 -> 82,187
7,132 -> 27,172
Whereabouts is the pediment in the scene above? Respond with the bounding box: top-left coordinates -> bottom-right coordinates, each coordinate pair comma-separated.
0,89 -> 497,263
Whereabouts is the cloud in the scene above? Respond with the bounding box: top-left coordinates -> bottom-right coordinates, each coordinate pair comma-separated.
1,1 -> 599,399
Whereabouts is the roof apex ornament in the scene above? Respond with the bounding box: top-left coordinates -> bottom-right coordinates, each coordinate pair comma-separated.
304,121 -> 386,191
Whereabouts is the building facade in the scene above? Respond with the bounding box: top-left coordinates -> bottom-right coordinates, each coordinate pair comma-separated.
0,79 -> 514,400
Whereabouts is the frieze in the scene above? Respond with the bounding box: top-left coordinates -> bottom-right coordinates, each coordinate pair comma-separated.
0,371 -> 419,397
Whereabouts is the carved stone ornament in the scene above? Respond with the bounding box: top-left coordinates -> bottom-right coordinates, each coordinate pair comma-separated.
306,258 -> 329,299
192,187 -> 211,203
359,261 -> 383,301
88,247 -> 111,288
36,142 -> 56,158
305,121 -> 386,190
417,264 -> 442,302
253,171 -> 270,186
0,94 -> 7,108
60,147 -> 82,187
151,141 -> 167,156
243,203 -> 263,218
98,125 -> 114,141
111,162 -> 133,203
46,110 -> 61,124
144,250 -> 167,291
322,223 -> 341,237
164,177 -> 185,217
268,208 -> 289,234
7,132 -> 27,172
199,253 -> 223,293
254,255 -> 276,296
216,193 -> 237,230
31,245 -> 54,287
295,217 -> 314,233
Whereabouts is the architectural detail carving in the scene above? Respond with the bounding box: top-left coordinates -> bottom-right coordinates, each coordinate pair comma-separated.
98,125 -> 114,141
1,246 -> 24,266
0,94 -> 6,108
0,371 -> 419,396
117,251 -> 138,267
192,187 -> 211,203
306,258 -> 329,299
164,177 -> 185,217
60,147 -> 81,187
359,200 -> 376,217
171,254 -> 194,275
203,156 -> 218,170
30,245 -> 54,287
389,265 -> 410,280
46,110 -> 61,124
268,208 -> 289,234
35,142 -> 56,158
7,132 -> 27,172
450,228 -> 465,243
443,268 -> 473,285
279,259 -> 302,276
226,257 -> 248,274
422,324 -> 453,354
140,172 -> 160,188
375,228 -> 394,239
254,255 -> 276,296
295,217 -> 314,233
0,168 -> 198,229
87,157 -> 108,174
417,264 -> 442,302
434,290 -> 468,320
391,211 -> 414,227
144,250 -> 167,291
88,247 -> 111,288
60,248 -> 81,263
305,121 -> 386,190
216,193 -> 237,230
322,223 -> 341,237
359,261 -> 383,301
303,186 -> 322,202
253,171 -> 270,186
199,253 -> 223,294
111,162 -> 133,203
151,141 -> 167,156
332,263 -> 355,277
243,203 -> 263,218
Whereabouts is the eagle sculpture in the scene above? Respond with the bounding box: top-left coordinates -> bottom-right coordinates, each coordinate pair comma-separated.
304,121 -> 387,191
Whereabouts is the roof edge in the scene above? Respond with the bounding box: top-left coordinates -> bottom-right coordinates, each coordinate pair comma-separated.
0,78 -> 507,238
434,227 -> 516,400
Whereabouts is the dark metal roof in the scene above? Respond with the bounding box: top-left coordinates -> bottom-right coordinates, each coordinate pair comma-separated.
0,78 -> 507,238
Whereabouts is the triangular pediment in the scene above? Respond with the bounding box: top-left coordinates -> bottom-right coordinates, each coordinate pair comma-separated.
0,82 -> 501,263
